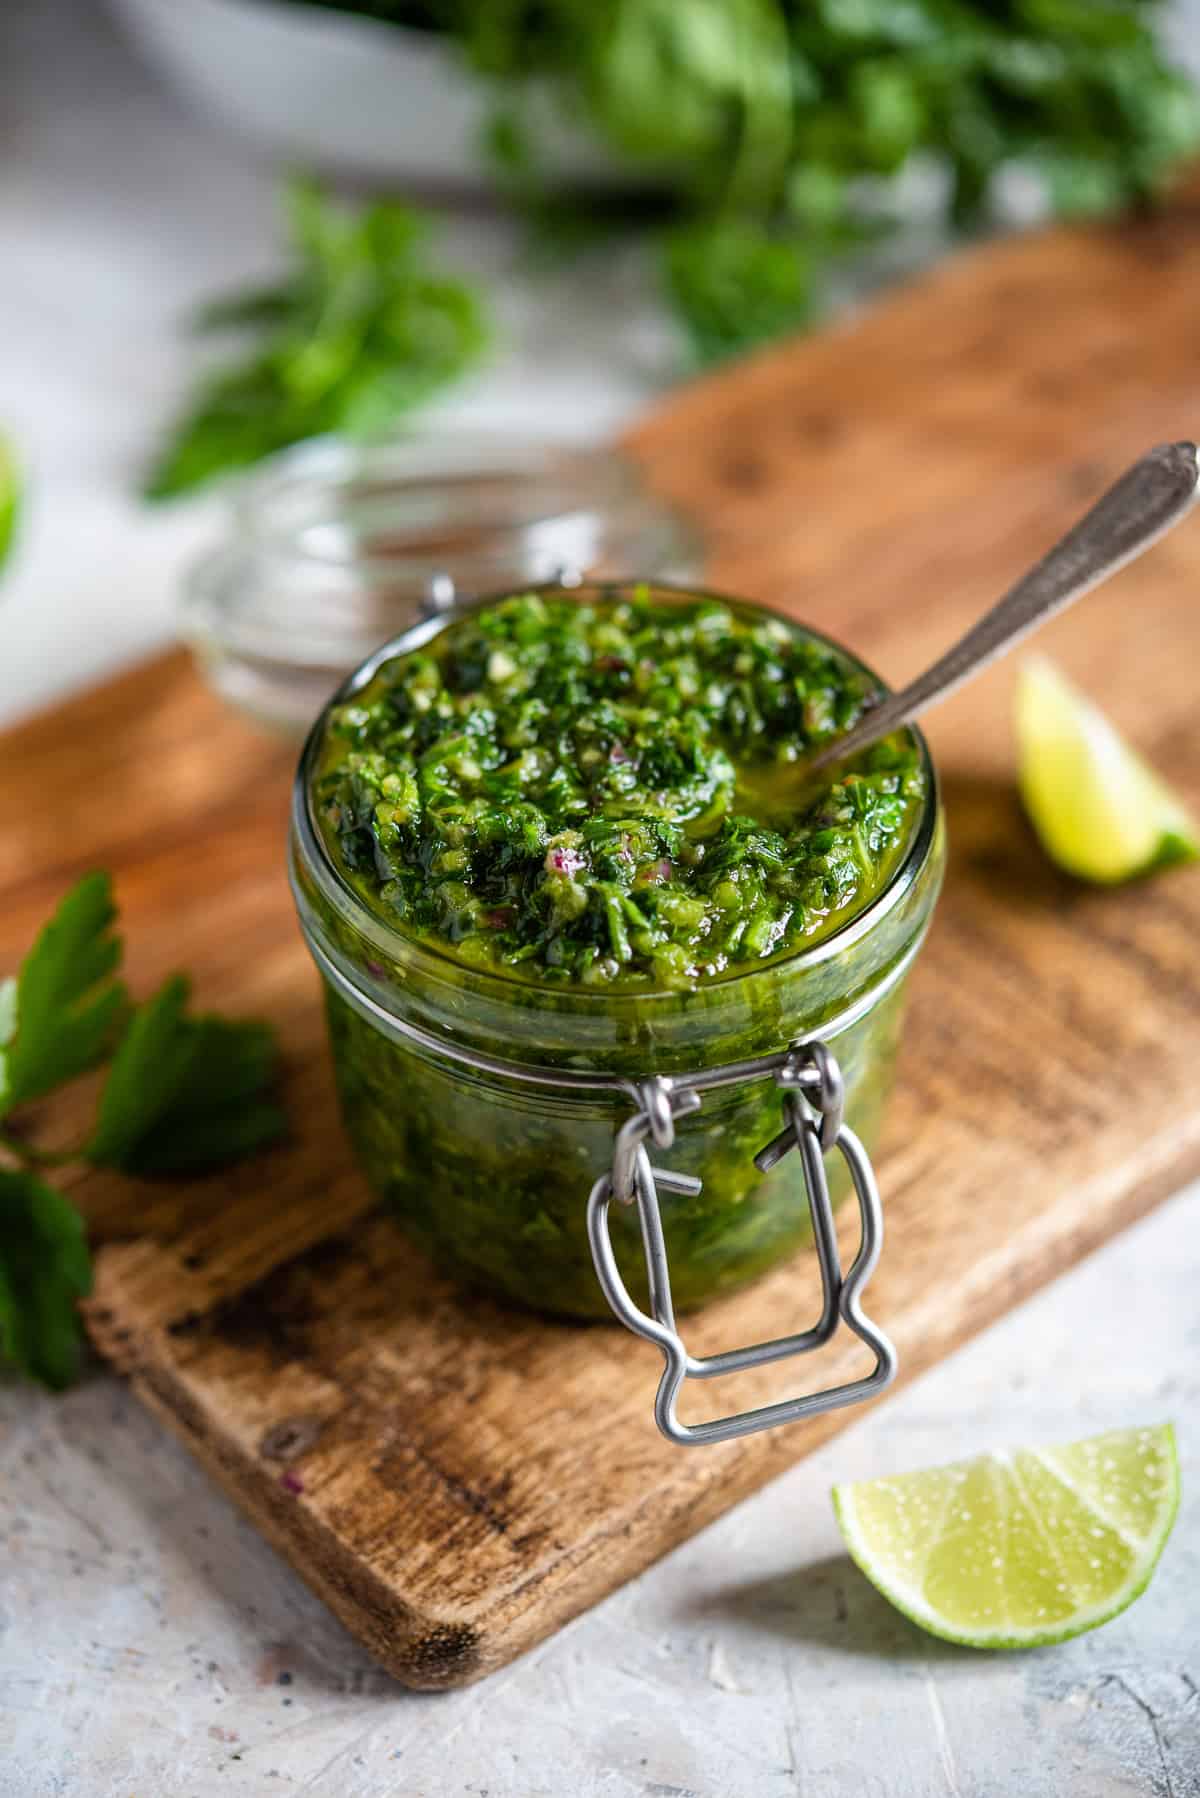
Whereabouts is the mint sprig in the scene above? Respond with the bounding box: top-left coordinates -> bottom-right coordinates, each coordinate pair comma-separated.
0,873 -> 287,1388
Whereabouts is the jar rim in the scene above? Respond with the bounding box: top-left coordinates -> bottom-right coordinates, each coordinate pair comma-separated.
229,431 -> 667,580
291,579 -> 941,1019
180,433 -> 702,683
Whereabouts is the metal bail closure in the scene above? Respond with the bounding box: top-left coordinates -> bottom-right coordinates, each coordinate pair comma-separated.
586,1044 -> 897,1447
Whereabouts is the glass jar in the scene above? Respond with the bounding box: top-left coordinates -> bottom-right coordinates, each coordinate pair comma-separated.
289,582 -> 945,1354
181,433 -> 701,736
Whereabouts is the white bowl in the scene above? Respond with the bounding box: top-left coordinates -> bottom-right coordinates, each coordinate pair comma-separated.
110,0 -> 620,188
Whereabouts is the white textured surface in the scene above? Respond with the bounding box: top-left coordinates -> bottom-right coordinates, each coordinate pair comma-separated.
3,5 -> 1199,1794
1,1190 -> 1197,1798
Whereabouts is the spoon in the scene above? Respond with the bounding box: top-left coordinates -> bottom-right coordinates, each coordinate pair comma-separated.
803,440 -> 1200,779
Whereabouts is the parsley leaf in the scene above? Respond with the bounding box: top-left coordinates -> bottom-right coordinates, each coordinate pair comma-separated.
0,871 -> 127,1118
0,1170 -> 91,1389
0,874 -> 288,1389
144,179 -> 490,499
86,974 -> 285,1175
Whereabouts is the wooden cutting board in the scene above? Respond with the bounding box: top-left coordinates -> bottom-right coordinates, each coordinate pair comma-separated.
6,194 -> 1200,1691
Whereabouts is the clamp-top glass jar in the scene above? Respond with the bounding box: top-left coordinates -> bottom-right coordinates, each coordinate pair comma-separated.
290,581 -> 945,1444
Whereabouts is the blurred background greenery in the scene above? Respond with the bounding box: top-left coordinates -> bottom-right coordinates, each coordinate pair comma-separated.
129,0 -> 1200,497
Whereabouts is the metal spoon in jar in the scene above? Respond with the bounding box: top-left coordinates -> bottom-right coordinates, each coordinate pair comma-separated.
802,440 -> 1200,778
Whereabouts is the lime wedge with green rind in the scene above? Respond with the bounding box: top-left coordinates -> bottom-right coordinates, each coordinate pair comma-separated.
832,1423 -> 1179,1650
1017,657 -> 1198,883
0,435 -> 19,576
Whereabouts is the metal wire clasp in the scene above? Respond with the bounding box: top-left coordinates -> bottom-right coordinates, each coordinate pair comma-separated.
586,1043 -> 896,1447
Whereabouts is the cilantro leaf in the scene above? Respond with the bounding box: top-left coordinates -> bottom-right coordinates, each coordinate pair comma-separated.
86,974 -> 285,1175
0,1170 -> 91,1389
0,872 -> 127,1119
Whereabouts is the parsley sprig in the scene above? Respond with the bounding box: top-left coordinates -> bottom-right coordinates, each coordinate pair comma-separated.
144,179 -> 489,499
0,873 -> 286,1389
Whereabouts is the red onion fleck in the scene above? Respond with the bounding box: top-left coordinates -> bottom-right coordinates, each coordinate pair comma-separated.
546,846 -> 584,877
638,859 -> 673,886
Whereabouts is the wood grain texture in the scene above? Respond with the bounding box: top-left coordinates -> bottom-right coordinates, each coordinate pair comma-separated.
5,197 -> 1200,1690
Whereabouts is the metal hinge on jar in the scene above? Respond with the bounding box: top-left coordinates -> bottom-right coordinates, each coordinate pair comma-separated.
586,1042 -> 896,1447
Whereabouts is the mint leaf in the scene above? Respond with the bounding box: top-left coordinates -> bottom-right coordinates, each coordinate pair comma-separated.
0,1170 -> 91,1389
0,872 -> 127,1118
87,974 -> 284,1174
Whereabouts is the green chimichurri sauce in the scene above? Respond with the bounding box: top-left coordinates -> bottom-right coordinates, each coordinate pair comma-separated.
314,589 -> 926,992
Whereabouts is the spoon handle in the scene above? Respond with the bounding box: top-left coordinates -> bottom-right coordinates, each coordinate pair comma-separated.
804,440 -> 1200,776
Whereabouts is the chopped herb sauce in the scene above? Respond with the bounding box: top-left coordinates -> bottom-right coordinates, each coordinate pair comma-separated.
314,589 -> 925,990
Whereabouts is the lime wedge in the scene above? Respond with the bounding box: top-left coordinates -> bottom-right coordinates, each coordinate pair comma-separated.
1016,658 -> 1198,882
0,434 -> 19,576
832,1423 -> 1179,1649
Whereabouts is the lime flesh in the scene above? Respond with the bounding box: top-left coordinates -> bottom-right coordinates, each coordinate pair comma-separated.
832,1423 -> 1179,1649
1016,658 -> 1198,883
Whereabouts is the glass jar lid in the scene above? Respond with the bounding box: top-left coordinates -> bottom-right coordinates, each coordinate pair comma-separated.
180,432 -> 702,736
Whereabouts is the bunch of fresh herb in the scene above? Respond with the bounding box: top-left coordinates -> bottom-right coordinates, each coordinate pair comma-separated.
286,0 -> 1200,362
0,873 -> 286,1388
145,179 -> 489,499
